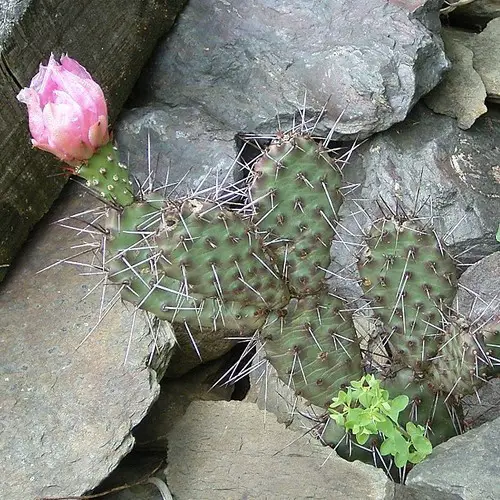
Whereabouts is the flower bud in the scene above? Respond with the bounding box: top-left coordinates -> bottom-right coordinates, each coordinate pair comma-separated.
17,54 -> 109,164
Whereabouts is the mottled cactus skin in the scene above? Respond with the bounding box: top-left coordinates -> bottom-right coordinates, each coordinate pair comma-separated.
154,199 -> 289,310
427,318 -> 500,395
262,291 -> 363,409
358,218 -> 458,370
71,132 -> 498,474
105,195 -> 272,335
76,144 -> 134,207
250,134 -> 343,296
484,320 -> 500,377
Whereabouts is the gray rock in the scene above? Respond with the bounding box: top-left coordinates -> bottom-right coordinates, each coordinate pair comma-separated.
338,104 -> 500,274
471,18 -> 500,102
456,251 -> 500,320
0,0 -> 186,282
444,22 -> 500,103
449,0 -> 500,28
166,400 -> 394,500
0,185 -> 175,500
164,326 -> 236,378
130,0 -> 448,139
424,29 -> 487,129
404,417 -> 500,500
135,355 -> 234,449
115,105 -> 237,199
462,378 -> 500,428
91,356 -> 234,500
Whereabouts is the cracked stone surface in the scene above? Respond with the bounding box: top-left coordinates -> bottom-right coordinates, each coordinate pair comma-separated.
456,251 -> 500,319
0,185 -> 175,499
441,21 -> 500,104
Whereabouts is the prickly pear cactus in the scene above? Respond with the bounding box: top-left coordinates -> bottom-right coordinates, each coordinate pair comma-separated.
76,143 -> 134,207
154,199 -> 289,310
262,291 -> 363,409
60,130 -> 499,477
18,53 -> 498,480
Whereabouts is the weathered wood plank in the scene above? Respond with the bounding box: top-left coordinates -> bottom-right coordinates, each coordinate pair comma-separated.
0,0 -> 186,281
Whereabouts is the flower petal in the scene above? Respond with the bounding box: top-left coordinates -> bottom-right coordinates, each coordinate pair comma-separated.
88,115 -> 109,148
50,66 -> 107,124
43,101 -> 94,161
33,54 -> 62,107
16,88 -> 47,144
60,54 -> 93,80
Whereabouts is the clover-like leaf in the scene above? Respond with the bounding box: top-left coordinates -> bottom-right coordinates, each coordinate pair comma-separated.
377,417 -> 395,438
411,434 -> 433,455
356,430 -> 372,445
329,411 -> 345,427
390,395 -> 409,413
406,421 -> 424,438
358,390 -> 373,408
394,449 -> 411,468
380,436 -> 396,456
408,451 -> 427,464
329,375 -> 433,469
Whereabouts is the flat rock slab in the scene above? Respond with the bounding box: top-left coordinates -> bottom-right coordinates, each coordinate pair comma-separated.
132,0 -> 447,139
404,417 -> 500,500
0,185 -> 175,499
166,400 -> 394,500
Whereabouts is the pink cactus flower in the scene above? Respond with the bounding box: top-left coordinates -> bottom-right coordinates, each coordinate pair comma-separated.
17,54 -> 109,165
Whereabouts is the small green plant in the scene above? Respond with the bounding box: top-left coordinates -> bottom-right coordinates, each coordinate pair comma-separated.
328,375 -> 433,468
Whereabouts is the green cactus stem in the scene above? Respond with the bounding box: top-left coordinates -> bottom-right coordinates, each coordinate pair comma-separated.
75,142 -> 135,207
427,317 -> 500,396
155,199 -> 290,310
262,291 -> 363,409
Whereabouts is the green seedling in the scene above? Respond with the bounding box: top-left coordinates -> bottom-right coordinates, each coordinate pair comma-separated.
328,375 -> 432,468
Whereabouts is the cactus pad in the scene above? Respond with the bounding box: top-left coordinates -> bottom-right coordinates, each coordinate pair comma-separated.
358,217 -> 458,369
154,199 -> 289,309
250,134 -> 343,296
262,291 -> 363,408
121,271 -> 268,334
427,318 -> 500,396
76,143 -> 135,207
